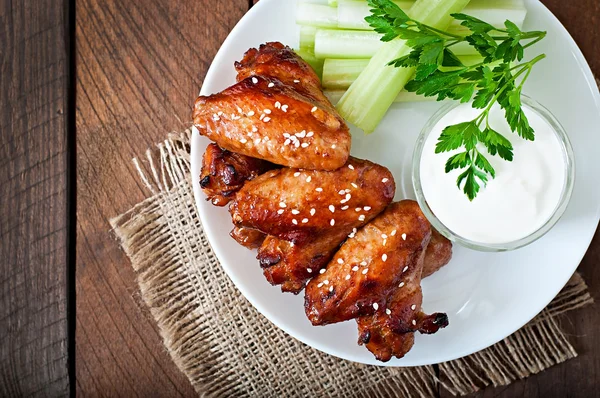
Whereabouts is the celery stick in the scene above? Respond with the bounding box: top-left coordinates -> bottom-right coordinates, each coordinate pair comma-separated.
322,55 -> 483,89
326,89 -> 434,105
296,48 -> 325,79
314,27 -> 484,59
337,0 -> 472,133
299,0 -> 330,4
296,3 -> 338,28
299,26 -> 317,50
337,0 -> 526,31
314,30 -> 381,59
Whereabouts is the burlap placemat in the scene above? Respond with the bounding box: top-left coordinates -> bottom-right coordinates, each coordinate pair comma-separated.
111,129 -> 594,397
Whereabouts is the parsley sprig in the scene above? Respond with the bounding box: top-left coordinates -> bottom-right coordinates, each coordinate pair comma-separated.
366,0 -> 547,200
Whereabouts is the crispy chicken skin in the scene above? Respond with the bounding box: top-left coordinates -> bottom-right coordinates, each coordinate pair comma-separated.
193,43 -> 351,170
200,143 -> 276,206
422,229 -> 452,278
304,201 -> 431,325
230,226 -> 266,250
230,157 -> 395,243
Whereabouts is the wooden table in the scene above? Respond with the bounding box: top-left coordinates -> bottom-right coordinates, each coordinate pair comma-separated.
1,0 -> 598,396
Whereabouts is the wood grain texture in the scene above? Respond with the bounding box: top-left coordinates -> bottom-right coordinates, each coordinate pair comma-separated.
0,0 -> 70,396
75,0 -> 600,397
75,0 -> 248,396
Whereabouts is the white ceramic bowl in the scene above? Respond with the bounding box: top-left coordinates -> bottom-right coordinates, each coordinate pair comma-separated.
191,0 -> 600,366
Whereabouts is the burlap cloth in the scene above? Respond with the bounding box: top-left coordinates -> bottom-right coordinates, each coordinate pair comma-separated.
111,129 -> 594,397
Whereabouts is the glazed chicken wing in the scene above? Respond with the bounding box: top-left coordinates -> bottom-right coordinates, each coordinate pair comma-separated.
304,201 -> 431,325
200,143 -> 276,206
422,229 -> 452,278
230,157 -> 395,293
230,226 -> 266,250
193,43 -> 351,170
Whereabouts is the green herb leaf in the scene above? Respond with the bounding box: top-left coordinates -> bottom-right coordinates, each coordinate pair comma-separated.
445,151 -> 471,173
451,13 -> 496,34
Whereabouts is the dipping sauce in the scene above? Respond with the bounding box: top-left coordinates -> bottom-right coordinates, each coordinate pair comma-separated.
419,102 -> 567,245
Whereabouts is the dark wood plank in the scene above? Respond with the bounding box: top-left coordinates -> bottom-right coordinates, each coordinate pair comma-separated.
75,0 -> 249,396
0,0 -> 70,396
440,1 -> 600,397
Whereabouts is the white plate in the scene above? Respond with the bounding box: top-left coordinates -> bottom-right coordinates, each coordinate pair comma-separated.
191,0 -> 600,366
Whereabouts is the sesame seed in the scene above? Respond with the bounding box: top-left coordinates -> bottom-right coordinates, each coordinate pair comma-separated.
252,77 -> 258,84
268,82 -> 275,88
291,209 -> 300,215
348,164 -> 354,170
403,266 -> 409,273
320,269 -> 326,274
341,205 -> 349,210
330,219 -> 335,226
331,144 -> 336,149
296,131 -> 306,138
358,215 -> 366,221
294,172 -> 300,177
317,283 -> 323,288
307,268 -> 312,273
252,126 -> 258,132
277,209 -> 284,214
412,320 -> 417,326
284,139 -> 291,146
373,303 -> 379,310
399,282 -> 405,288
275,101 -> 281,108
329,286 -> 334,292
218,111 -> 223,116
329,205 -> 335,213
263,117 -> 271,123
362,268 -> 368,274
391,230 -> 397,236
355,208 -> 362,212
279,202 -> 286,208
338,190 -> 345,195
382,254 -> 388,262
363,206 -> 371,211
351,183 -> 358,189
310,208 -> 316,216
383,239 -> 387,245
402,233 -> 407,240
307,131 -> 314,137
302,218 -> 309,223
337,258 -> 344,264
306,176 -> 312,182
386,309 -> 391,315
231,114 -> 241,120
381,234 -> 388,239
236,106 -> 243,113
316,187 -> 323,192
292,219 -> 298,225
212,115 -> 220,121
294,79 -> 300,83
345,194 -> 351,201
240,138 -> 247,144
254,139 -> 261,145
360,261 -> 367,266
247,111 -> 255,116
259,113 -> 265,120
264,109 -> 272,114
294,141 -> 300,148
345,189 -> 351,193
382,178 -> 389,183
311,106 -> 317,113
352,266 -> 359,271
301,143 -> 309,148
340,199 -> 348,204
411,304 -> 416,310
281,105 -> 288,112
345,274 -> 351,280
323,280 -> 329,285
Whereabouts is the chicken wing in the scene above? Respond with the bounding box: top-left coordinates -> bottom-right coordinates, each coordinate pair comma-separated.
422,229 -> 452,278
200,143 -> 276,206
193,43 -> 351,170
230,157 -> 395,243
304,201 -> 431,325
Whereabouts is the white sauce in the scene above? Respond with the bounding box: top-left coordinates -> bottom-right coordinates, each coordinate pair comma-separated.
420,103 -> 566,244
